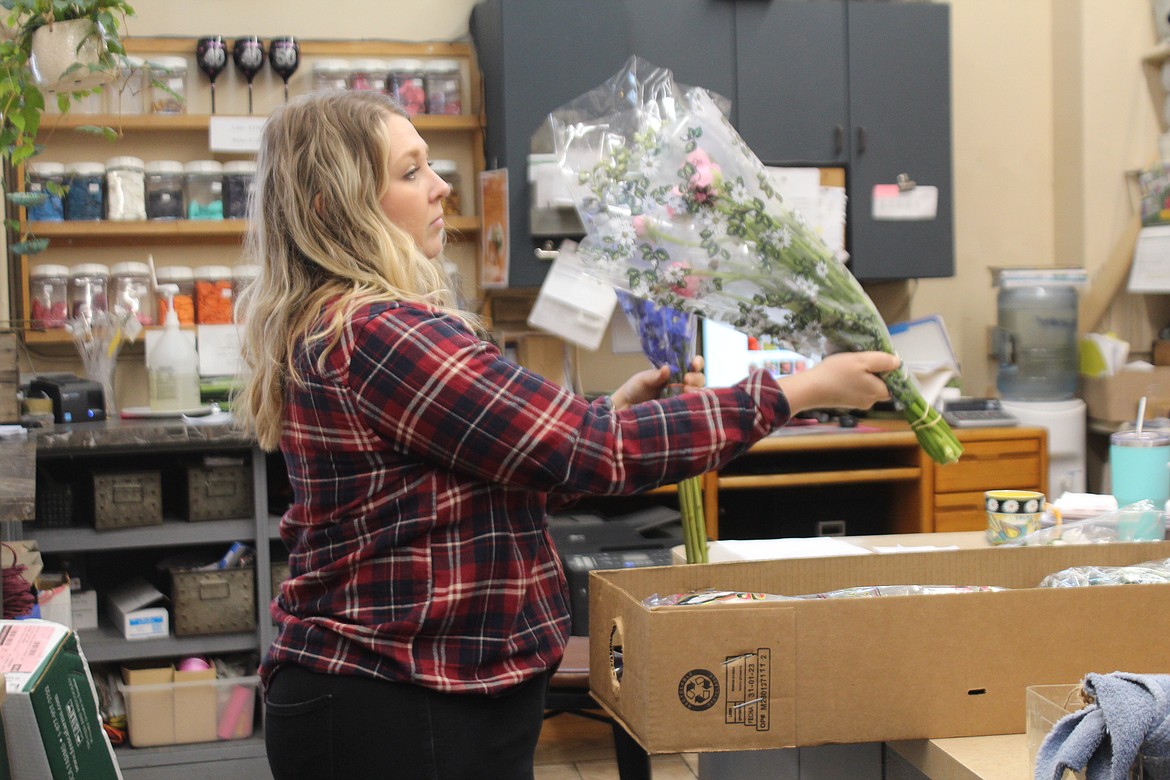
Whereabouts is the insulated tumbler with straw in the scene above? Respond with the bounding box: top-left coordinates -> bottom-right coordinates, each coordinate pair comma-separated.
1109,397 -> 1169,541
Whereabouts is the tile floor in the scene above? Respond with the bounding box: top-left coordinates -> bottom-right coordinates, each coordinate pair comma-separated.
534,712 -> 698,779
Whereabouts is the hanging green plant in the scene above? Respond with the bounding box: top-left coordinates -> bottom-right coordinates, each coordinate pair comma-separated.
1,0 -> 139,255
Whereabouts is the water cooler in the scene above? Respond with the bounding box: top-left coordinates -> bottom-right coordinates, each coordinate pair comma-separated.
993,268 -> 1089,496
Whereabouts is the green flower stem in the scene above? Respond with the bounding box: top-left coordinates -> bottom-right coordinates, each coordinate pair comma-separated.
677,474 -> 707,564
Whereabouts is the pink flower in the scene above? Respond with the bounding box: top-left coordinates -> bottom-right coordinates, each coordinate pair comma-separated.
690,163 -> 720,191
686,149 -> 712,168
632,215 -> 648,238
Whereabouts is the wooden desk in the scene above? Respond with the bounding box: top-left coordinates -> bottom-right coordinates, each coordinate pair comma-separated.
703,421 -> 1048,539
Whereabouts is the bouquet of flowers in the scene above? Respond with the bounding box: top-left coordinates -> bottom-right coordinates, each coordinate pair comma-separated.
550,57 -> 962,466
615,291 -> 707,562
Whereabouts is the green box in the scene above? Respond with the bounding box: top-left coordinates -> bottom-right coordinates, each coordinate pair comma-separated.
0,620 -> 120,780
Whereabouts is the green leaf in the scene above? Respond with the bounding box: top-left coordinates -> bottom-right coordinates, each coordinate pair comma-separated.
6,190 -> 48,206
10,237 -> 50,255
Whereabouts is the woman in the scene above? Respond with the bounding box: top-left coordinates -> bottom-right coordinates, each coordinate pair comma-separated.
233,90 -> 897,780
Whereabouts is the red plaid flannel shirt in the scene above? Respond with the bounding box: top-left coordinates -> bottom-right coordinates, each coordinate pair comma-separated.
261,301 -> 792,694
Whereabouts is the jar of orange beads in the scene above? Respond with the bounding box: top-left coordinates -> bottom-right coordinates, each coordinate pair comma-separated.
194,265 -> 234,324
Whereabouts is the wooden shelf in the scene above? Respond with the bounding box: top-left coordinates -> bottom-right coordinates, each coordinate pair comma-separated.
39,112 -> 481,133
27,215 -> 480,246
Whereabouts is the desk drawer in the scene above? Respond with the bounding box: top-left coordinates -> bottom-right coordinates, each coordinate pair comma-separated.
934,490 -> 989,533
934,439 -> 1042,494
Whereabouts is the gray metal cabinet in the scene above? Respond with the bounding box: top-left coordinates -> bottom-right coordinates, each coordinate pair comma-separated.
471,0 -> 735,288
736,0 -> 954,280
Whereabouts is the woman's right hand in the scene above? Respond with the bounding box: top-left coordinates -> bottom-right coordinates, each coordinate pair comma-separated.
776,351 -> 900,415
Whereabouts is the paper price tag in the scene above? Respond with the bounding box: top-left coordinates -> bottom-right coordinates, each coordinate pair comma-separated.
209,116 -> 266,153
871,185 -> 938,221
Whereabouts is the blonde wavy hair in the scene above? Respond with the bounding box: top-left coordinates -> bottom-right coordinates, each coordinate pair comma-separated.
233,89 -> 479,450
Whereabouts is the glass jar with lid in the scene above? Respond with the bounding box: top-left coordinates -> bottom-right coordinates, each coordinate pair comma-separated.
145,160 -> 185,220
231,264 -> 261,321
222,160 -> 256,219
312,59 -> 350,92
29,264 -> 70,329
347,59 -> 388,93
107,55 -> 147,115
110,261 -> 155,326
70,263 -> 110,325
184,160 -> 224,220
148,56 -> 188,114
64,161 -> 105,221
387,59 -> 426,116
430,159 -> 461,217
194,264 -> 234,324
105,156 -> 146,221
424,59 -> 462,115
25,161 -> 65,222
156,266 -> 195,325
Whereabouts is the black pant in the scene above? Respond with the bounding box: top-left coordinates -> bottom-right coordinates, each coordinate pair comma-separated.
264,664 -> 549,780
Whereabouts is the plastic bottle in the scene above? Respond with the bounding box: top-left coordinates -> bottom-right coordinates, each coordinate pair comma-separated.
148,284 -> 202,412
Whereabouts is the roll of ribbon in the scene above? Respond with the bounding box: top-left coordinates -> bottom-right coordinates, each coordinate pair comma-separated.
178,656 -> 211,672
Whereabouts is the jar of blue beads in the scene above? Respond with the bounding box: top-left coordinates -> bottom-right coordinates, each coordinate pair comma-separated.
25,161 -> 66,222
64,161 -> 106,221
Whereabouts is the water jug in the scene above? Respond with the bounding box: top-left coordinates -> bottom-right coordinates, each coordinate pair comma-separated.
993,270 -> 1083,401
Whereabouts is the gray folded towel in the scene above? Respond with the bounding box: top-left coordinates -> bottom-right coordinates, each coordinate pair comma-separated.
1035,672 -> 1170,780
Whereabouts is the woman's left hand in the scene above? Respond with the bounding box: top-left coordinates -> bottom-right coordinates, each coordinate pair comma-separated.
611,356 -> 706,411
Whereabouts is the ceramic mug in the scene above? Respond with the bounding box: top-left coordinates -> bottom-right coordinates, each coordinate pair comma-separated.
985,489 -> 1045,545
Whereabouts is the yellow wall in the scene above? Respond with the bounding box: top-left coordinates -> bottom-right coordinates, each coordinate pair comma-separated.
12,0 -> 1167,402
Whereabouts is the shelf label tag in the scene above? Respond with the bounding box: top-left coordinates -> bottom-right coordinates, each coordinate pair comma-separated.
872,185 -> 938,221
209,116 -> 266,153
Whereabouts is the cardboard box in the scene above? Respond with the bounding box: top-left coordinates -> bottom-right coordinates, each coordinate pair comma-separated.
119,668 -> 258,748
588,541 -> 1170,754
105,578 -> 169,640
120,665 -> 218,747
0,620 -> 121,779
1079,367 -> 1170,423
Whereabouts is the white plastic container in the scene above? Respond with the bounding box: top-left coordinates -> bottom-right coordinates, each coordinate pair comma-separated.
105,156 -> 146,221
148,284 -> 201,412
107,55 -> 147,115
184,160 -> 224,220
312,59 -> 350,92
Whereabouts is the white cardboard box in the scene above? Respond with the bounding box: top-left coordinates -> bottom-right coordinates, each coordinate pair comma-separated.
105,578 -> 168,640
71,590 -> 98,631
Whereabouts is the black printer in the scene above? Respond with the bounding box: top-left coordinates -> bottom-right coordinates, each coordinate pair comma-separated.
29,373 -> 106,423
548,505 -> 682,635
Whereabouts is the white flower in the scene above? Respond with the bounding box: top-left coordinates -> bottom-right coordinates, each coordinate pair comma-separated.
792,275 -> 819,302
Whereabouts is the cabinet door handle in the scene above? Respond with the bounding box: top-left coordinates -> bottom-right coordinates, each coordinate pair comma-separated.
856,126 -> 868,154
834,125 -> 844,156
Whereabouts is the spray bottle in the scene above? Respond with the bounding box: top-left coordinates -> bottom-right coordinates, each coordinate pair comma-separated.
148,283 -> 201,412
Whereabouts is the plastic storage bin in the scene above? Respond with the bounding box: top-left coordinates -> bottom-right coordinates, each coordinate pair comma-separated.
155,265 -> 195,325
64,161 -> 105,221
221,160 -> 256,219
148,56 -> 187,114
347,59 -> 387,92
194,265 -> 233,324
105,156 -> 146,221
120,669 -> 260,747
25,161 -> 65,222
28,264 -> 69,328
388,58 -> 426,115
312,58 -> 349,91
424,59 -> 462,114
184,160 -> 224,220
145,160 -> 185,220
110,261 -> 154,326
69,263 -> 109,324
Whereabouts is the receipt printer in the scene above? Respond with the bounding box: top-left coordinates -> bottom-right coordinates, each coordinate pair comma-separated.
30,373 -> 106,423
